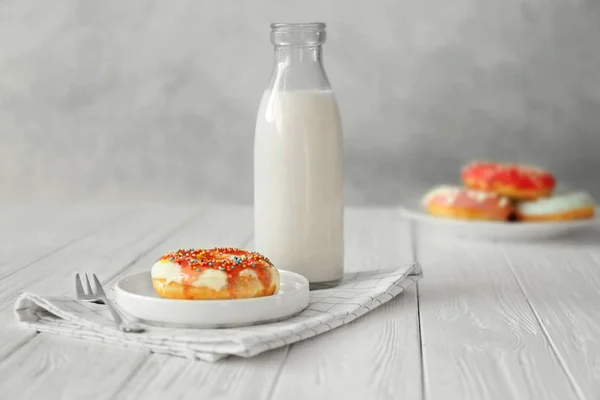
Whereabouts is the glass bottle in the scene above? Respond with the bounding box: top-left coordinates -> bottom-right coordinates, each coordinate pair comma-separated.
253,22 -> 344,289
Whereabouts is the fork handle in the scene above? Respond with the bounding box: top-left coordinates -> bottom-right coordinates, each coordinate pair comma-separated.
104,299 -> 144,333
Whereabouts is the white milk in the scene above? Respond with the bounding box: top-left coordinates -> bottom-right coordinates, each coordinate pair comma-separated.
253,89 -> 344,285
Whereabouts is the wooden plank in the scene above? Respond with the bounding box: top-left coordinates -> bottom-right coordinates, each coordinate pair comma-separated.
498,227 -> 600,399
415,229 -> 581,400
0,203 -> 132,280
114,349 -> 287,400
267,208 -> 422,400
0,335 -> 148,400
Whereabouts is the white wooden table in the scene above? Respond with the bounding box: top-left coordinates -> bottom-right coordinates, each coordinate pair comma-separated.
1,203 -> 599,399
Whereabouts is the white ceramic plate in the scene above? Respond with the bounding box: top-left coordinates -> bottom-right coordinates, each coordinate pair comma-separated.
114,270 -> 310,328
399,196 -> 599,241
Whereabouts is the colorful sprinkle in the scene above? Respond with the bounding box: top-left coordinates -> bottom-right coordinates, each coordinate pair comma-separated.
157,247 -> 274,275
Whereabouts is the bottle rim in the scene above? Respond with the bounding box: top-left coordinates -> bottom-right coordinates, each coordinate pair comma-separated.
270,22 -> 326,31
270,22 -> 327,46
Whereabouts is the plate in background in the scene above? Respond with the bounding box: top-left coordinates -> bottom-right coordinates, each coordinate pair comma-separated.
399,196 -> 599,241
114,270 -> 309,328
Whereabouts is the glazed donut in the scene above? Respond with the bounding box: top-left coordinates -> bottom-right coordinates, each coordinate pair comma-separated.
516,192 -> 596,222
422,185 -> 514,221
151,247 -> 280,300
462,161 -> 556,200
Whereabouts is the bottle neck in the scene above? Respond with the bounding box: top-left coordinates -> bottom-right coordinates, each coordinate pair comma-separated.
268,45 -> 331,91
274,45 -> 322,65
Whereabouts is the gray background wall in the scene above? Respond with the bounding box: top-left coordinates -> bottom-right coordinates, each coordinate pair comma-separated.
1,0 -> 599,205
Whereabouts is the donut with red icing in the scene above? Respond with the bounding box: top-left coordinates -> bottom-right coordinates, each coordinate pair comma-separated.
150,248 -> 280,300
422,185 -> 514,221
461,161 -> 555,200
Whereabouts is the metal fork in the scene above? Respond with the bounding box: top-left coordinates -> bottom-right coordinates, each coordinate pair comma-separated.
75,273 -> 145,333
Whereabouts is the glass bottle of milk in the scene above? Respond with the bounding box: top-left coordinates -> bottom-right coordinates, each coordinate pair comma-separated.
254,22 -> 344,289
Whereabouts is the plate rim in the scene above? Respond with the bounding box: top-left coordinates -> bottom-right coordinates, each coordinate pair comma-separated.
114,269 -> 311,328
114,269 -> 309,304
398,203 -> 599,228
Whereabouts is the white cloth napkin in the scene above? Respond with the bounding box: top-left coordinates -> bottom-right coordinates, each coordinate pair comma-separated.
14,263 -> 422,362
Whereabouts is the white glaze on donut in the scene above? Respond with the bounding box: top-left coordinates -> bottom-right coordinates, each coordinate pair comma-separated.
422,185 -> 500,206
421,185 -> 461,205
151,261 -> 228,291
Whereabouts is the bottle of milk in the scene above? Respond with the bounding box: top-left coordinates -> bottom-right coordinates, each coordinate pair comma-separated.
254,22 -> 344,289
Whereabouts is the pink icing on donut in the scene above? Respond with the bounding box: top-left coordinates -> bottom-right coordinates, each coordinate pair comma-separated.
423,185 -> 513,217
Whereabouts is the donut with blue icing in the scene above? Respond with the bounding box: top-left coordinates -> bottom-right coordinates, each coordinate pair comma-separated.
516,192 -> 596,222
